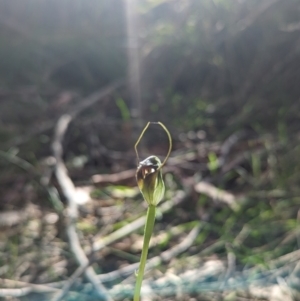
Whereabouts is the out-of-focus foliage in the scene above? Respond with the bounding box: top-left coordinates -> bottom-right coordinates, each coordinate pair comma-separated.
1,0 -> 300,142
138,0 -> 300,136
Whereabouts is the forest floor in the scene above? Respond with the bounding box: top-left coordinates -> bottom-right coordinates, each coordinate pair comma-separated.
1,89 -> 300,301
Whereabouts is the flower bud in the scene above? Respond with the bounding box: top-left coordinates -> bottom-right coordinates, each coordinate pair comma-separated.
136,156 -> 165,206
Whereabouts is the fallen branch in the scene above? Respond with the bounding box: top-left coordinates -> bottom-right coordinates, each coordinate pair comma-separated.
194,181 -> 239,210
51,81 -> 121,301
91,190 -> 188,252
92,169 -> 136,185
54,190 -> 189,297
97,224 -> 201,283
0,278 -> 89,299
2,247 -> 300,300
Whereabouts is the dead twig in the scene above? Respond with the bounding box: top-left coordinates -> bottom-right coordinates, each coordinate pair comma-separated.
91,190 -> 188,253
52,115 -> 112,301
3,247 -> 300,300
51,82 -> 120,301
97,224 -> 201,283
92,169 -> 136,185
0,226 -> 199,298
0,278 -> 59,297
55,190 -> 189,296
194,181 -> 239,210
0,278 -> 90,299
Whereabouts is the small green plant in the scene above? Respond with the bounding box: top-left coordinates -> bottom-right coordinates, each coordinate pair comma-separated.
116,97 -> 131,121
207,151 -> 219,174
133,122 -> 172,301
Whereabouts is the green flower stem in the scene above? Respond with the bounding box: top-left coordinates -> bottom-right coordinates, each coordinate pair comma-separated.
133,204 -> 156,301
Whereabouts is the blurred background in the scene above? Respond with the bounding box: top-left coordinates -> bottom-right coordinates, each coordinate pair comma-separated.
1,0 -> 300,300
